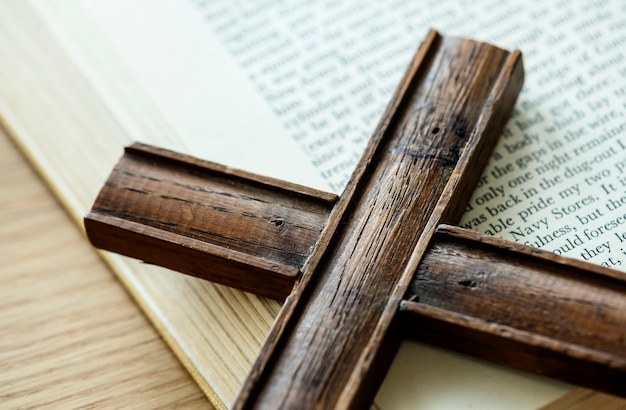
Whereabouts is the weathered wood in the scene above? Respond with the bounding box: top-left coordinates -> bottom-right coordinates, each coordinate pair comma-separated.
85,29 -> 626,407
85,143 -> 336,300
402,224 -> 626,396
235,30 -> 524,408
86,30 -> 526,407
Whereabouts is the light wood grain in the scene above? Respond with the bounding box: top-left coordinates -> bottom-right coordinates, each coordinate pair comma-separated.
0,131 -> 211,409
541,389 -> 626,410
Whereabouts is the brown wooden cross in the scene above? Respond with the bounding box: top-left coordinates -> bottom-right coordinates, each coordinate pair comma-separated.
84,30 -> 626,407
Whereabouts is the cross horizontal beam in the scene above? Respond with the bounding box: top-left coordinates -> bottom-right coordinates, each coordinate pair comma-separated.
85,143 -> 336,300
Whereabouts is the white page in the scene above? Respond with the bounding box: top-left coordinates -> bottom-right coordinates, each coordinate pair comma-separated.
77,0 -> 329,192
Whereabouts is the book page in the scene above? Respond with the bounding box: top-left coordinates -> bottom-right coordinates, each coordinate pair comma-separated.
33,0 -> 624,408
184,0 -> 626,271
64,0 -> 329,192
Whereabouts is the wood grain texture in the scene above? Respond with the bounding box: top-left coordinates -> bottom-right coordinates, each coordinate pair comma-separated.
85,143 -> 336,300
0,132 -> 210,409
402,225 -> 626,396
541,388 -> 626,410
235,31 -> 525,408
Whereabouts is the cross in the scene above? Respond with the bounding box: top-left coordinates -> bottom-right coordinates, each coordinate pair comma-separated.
84,30 -> 626,407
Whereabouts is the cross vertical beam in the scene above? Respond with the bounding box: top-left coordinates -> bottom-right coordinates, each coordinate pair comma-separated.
235,31 -> 524,408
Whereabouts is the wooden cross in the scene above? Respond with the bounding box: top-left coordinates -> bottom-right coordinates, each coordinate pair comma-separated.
84,30 -> 626,407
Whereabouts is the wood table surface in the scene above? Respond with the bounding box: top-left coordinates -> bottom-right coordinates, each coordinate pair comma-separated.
0,130 -> 211,409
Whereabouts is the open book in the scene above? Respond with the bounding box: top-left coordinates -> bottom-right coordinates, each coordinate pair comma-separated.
1,0 -> 623,408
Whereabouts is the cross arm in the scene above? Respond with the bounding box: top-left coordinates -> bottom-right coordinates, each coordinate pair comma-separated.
84,143 -> 337,300
401,224 -> 626,397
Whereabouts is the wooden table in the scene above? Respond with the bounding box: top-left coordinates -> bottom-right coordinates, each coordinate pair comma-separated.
0,130 -> 211,409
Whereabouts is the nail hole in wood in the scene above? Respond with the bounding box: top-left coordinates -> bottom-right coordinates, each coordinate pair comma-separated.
270,219 -> 284,227
458,279 -> 477,288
